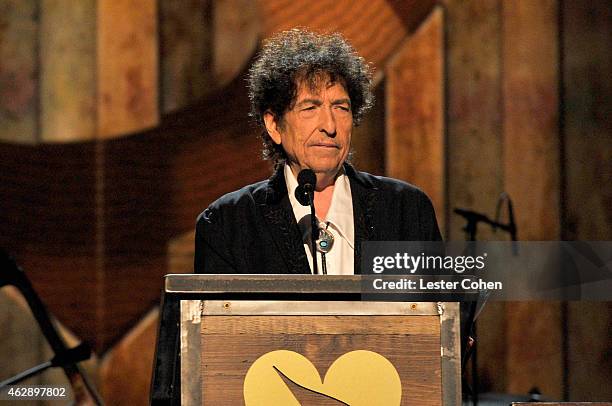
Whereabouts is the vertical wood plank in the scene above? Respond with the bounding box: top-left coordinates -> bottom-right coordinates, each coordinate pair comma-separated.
386,7 -> 445,233
213,0 -> 259,85
567,303 -> 612,401
97,0 -> 158,138
444,0 -> 505,395
160,0 -> 259,114
562,0 -> 612,401
0,0 -> 38,144
562,0 -> 611,242
168,230 -> 196,275
40,0 -> 96,142
445,0 -> 504,241
505,302 -> 563,398
475,301 -> 507,392
503,0 -> 561,242
502,0 -> 563,399
352,81 -> 385,175
160,0 -> 212,114
99,309 -> 158,406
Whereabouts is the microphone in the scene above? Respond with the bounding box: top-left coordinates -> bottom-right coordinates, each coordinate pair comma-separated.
505,197 -> 518,255
507,199 -> 517,242
454,208 -> 490,224
295,169 -> 316,206
495,193 -> 518,254
295,169 -> 321,274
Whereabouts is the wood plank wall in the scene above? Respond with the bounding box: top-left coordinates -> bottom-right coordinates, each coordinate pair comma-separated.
212,0 -> 260,87
0,0 -> 38,143
160,0 -> 258,114
445,0 -> 504,241
40,0 -> 96,142
258,0 -> 410,69
160,0 -> 212,114
97,0 -> 158,139
386,7 -> 445,234
351,81 -> 385,175
562,0 -> 612,401
443,1 -> 508,395
442,0 -> 611,400
502,0 -> 563,399
0,1 -> 610,403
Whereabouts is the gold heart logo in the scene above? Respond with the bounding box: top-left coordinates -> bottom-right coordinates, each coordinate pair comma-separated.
243,350 -> 402,405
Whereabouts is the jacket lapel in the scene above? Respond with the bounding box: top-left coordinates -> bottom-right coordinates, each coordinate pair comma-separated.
257,166 -> 311,274
346,164 -> 378,274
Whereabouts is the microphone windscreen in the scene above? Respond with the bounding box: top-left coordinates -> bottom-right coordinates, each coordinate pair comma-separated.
295,169 -> 316,206
297,169 -> 316,188
295,185 -> 311,206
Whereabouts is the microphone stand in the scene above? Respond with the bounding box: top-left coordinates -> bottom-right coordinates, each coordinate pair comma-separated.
454,194 -> 517,406
0,343 -> 91,388
296,169 -> 320,275
308,190 -> 321,275
0,249 -> 103,405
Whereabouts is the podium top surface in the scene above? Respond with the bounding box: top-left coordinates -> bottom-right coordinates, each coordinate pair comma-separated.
165,274 -> 363,294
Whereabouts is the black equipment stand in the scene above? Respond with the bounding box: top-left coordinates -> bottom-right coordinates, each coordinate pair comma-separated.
454,193 -> 517,406
0,249 -> 103,405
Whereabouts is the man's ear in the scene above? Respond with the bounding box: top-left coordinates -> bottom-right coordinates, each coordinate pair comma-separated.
263,111 -> 282,145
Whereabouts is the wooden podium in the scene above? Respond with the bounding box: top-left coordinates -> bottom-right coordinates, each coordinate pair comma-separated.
150,275 -> 461,405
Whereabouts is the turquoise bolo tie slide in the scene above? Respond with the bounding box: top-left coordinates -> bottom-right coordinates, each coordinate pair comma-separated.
316,228 -> 334,254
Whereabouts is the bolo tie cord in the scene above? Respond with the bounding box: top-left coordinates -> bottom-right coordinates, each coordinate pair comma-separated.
320,222 -> 330,275
321,252 -> 327,275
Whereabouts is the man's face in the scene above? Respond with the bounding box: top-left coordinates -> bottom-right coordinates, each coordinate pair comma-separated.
265,78 -> 353,181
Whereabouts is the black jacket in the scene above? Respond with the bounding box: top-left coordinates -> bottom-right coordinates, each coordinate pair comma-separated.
194,164 -> 442,274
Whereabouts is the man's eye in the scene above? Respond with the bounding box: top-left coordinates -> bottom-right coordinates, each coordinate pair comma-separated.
336,105 -> 351,112
302,106 -> 316,111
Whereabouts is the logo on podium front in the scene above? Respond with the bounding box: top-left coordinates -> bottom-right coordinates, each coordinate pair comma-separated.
243,350 -> 402,405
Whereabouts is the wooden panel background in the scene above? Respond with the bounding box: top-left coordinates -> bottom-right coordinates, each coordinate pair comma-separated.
212,0 -> 260,87
159,0 -> 259,114
97,0 -> 158,139
386,7 -> 445,233
257,0 -> 436,71
502,0 -> 563,399
442,1 -> 509,393
201,315 -> 442,405
502,0 -> 560,242
159,0 -> 213,114
39,0 -> 96,142
444,0 -> 504,241
0,0 -> 38,144
351,81 -> 386,175
0,0 -> 610,403
98,309 -> 158,406
562,0 -> 612,402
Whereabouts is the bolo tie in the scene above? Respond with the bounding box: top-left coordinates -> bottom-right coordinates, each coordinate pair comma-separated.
315,222 -> 334,275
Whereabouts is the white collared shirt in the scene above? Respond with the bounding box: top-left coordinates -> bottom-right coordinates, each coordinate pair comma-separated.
285,165 -> 355,275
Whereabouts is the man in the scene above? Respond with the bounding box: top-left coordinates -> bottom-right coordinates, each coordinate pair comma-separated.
194,29 -> 441,275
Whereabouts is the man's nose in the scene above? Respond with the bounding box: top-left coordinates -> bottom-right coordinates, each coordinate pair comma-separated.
318,106 -> 337,136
